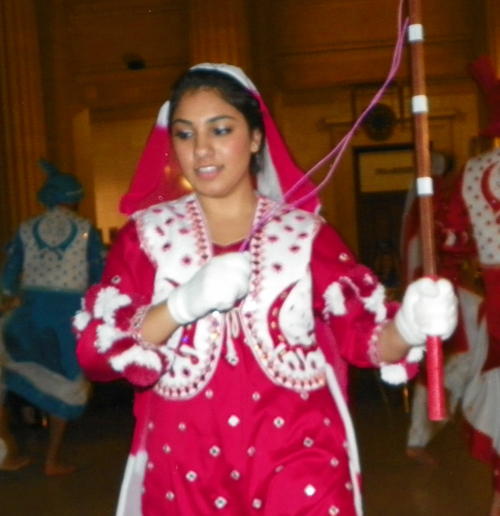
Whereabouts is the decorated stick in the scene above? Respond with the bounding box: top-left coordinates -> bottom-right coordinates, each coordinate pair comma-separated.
407,0 -> 446,420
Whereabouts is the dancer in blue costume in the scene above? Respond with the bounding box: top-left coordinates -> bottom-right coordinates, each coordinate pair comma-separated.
1,160 -> 106,475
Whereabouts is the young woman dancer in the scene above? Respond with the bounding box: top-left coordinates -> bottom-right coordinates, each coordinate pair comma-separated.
75,64 -> 457,516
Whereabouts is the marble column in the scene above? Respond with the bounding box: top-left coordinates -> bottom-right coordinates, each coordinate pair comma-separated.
188,0 -> 251,70
0,0 -> 47,246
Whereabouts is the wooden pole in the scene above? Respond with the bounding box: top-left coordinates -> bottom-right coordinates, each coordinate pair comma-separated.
407,0 -> 446,420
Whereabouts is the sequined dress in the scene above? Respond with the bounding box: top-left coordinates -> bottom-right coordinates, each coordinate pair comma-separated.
75,195 -> 414,516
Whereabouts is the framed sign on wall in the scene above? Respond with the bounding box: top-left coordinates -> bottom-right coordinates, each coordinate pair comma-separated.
356,145 -> 415,193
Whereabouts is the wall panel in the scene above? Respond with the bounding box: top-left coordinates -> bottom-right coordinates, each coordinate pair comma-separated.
2,0 -> 489,246
69,1 -> 188,73
271,0 -> 472,90
272,0 -> 468,52
75,65 -> 185,109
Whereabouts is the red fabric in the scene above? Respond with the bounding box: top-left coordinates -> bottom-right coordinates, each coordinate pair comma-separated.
119,66 -> 320,216
76,215 -> 396,515
256,96 -> 319,213
469,55 -> 500,138
400,175 -> 455,288
437,171 -> 477,356
401,170 -> 476,291
446,160 -> 500,371
76,221 -> 156,384
480,268 -> 500,372
77,221 -> 382,387
119,126 -> 191,215
463,418 -> 500,492
437,172 -> 476,278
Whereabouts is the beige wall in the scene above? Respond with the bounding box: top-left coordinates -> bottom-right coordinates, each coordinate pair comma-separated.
91,117 -> 153,242
274,80 -> 480,255
1,0 -> 499,251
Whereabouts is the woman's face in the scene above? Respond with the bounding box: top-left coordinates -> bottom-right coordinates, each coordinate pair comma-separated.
170,88 -> 262,201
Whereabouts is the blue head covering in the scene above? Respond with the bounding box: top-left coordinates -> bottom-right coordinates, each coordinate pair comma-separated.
37,160 -> 85,208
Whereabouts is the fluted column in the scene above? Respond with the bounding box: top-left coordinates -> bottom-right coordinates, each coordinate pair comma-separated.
0,0 -> 47,247
188,0 -> 251,71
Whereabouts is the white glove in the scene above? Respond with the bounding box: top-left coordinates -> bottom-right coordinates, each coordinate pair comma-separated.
167,252 -> 251,325
395,277 -> 458,346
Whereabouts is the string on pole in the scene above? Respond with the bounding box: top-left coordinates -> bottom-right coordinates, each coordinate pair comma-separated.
239,0 -> 446,423
240,0 -> 408,251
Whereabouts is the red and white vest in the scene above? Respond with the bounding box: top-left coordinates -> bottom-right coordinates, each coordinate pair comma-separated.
134,194 -> 328,400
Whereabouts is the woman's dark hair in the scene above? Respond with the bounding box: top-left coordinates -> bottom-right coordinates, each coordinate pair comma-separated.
168,69 -> 266,175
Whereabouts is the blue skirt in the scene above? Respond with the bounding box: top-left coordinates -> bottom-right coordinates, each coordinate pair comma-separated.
3,289 -> 87,419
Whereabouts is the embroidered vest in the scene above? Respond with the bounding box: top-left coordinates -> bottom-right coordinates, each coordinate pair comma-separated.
462,147 -> 500,266
135,194 -> 328,400
20,207 -> 91,293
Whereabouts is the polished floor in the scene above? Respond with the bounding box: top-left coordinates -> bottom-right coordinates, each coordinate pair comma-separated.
0,373 -> 494,516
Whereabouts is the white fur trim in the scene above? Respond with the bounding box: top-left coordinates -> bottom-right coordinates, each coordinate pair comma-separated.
280,277 -> 315,345
257,141 -> 284,202
324,282 -> 347,316
93,287 -> 131,325
116,452 -> 149,516
96,324 -> 128,353
407,345 -> 425,363
73,310 -> 91,331
362,284 -> 387,323
380,363 -> 408,385
443,229 -> 457,248
110,345 -> 162,373
191,63 -> 258,91
156,101 -> 169,128
325,364 -> 363,516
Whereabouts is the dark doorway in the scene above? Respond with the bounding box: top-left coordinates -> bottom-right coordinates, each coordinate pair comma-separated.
356,190 -> 407,270
353,145 -> 414,293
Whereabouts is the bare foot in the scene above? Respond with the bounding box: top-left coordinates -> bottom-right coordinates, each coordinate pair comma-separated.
406,447 -> 439,467
44,463 -> 76,476
0,455 -> 32,471
490,491 -> 500,516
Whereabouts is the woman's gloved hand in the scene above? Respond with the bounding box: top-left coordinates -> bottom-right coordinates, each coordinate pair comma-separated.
395,277 -> 458,346
167,252 -> 252,325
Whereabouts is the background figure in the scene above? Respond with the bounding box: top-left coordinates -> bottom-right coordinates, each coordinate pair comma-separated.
460,143 -> 500,516
404,52 -> 500,516
0,160 -> 105,475
440,53 -> 500,516
400,151 -> 458,287
400,151 -> 472,465
373,246 -> 401,302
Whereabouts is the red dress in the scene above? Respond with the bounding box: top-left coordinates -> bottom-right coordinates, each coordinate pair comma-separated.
75,196 -> 414,516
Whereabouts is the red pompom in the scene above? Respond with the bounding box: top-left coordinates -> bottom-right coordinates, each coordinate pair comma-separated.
122,362 -> 163,388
